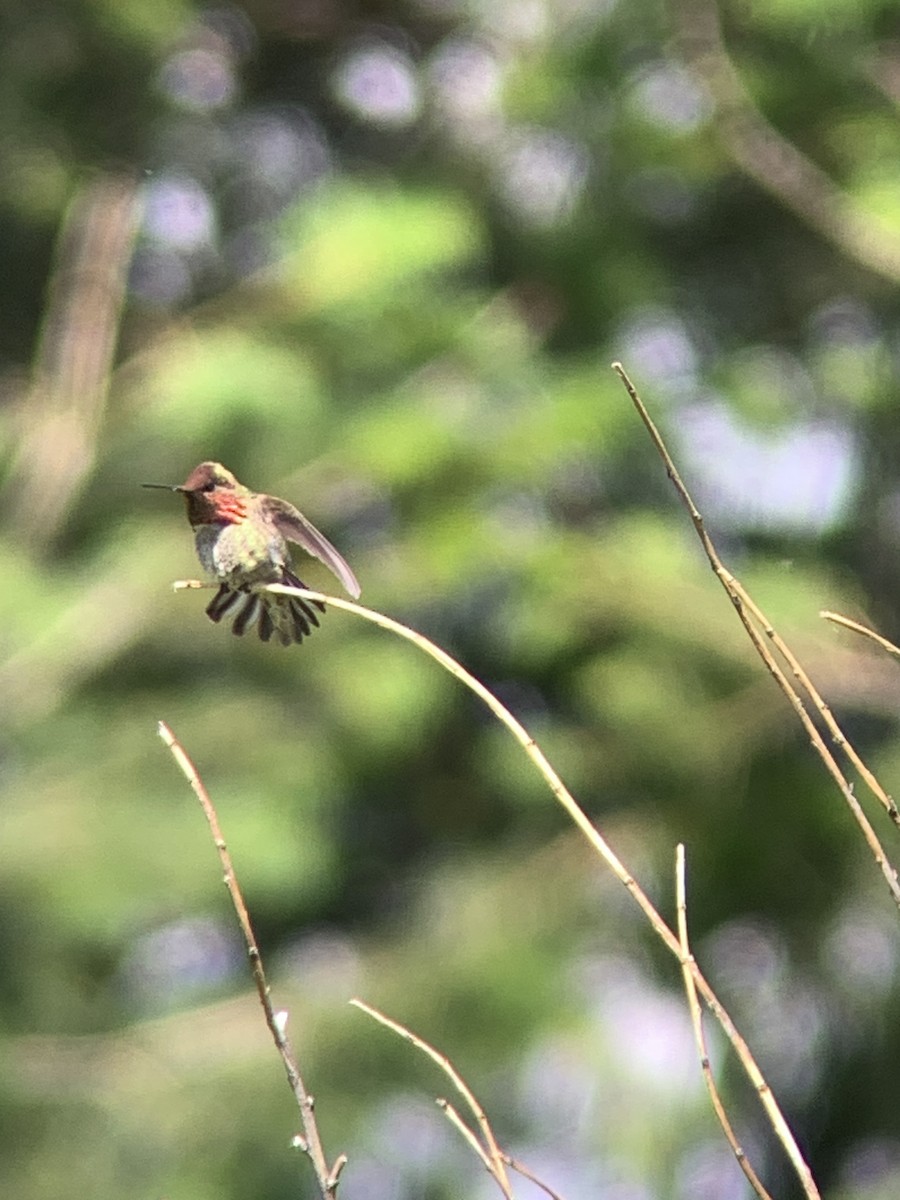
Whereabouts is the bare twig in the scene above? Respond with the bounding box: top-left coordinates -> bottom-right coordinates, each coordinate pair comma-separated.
350,998 -> 514,1198
437,1103 -> 567,1200
612,362 -> 900,914
172,578 -> 216,590
502,1153 -> 567,1200
437,1099 -> 497,1174
244,582 -> 818,1200
676,846 -> 774,1200
156,721 -> 346,1199
165,559 -> 821,1198
737,591 -> 898,825
821,611 -> 900,660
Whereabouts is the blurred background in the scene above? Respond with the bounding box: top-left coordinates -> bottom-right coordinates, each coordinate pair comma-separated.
3,0 -> 900,1196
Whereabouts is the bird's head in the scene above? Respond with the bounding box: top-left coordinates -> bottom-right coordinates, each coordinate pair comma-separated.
143,461 -> 249,525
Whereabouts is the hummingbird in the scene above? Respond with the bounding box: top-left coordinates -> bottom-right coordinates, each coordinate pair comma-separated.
143,461 -> 360,646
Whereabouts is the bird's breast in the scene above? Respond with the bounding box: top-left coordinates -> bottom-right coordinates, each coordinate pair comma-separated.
193,520 -> 287,585
193,524 -> 226,576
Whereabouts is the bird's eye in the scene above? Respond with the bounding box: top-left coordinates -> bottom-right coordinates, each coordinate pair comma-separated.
202,481 -> 216,492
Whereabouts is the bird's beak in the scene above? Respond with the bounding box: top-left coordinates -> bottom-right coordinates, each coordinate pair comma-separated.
141,483 -> 186,492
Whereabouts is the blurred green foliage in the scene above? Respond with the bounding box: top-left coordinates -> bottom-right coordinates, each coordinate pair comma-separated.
3,0 -> 900,1198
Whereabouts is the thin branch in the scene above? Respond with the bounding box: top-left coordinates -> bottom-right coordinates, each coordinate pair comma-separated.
237,582 -> 818,1200
350,998 -> 514,1199
437,1099 -> 497,1174
501,1154 -> 567,1200
612,362 -> 900,913
821,611 -> 900,660
438,1103 -> 568,1200
737,591 -> 898,825
676,845 -> 775,1200
166,568 -> 820,1197
156,722 -> 345,1199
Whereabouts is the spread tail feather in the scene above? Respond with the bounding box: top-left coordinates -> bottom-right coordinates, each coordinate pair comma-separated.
203,571 -> 326,646
206,585 -> 241,622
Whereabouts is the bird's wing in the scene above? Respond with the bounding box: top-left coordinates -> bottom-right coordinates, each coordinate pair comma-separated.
268,498 -> 361,598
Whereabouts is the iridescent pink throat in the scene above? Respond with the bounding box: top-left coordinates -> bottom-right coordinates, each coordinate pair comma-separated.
185,491 -> 249,526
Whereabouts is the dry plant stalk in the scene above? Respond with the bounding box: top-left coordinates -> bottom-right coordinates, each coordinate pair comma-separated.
164,574 -> 818,1196
738,589 -> 898,826
350,999 -> 514,1198
675,845 -> 774,1200
612,363 -> 900,913
350,999 -> 563,1200
500,1153 -> 567,1200
821,611 -> 900,661
156,721 -> 347,1199
260,582 -> 820,1200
